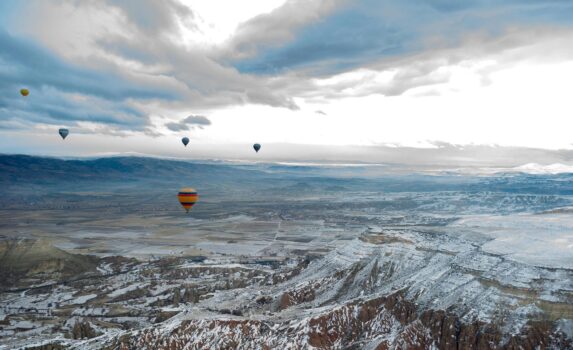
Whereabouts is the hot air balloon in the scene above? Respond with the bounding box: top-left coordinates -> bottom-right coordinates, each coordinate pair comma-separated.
20,89 -> 29,97
178,188 -> 198,213
253,143 -> 261,153
182,137 -> 189,147
58,128 -> 69,140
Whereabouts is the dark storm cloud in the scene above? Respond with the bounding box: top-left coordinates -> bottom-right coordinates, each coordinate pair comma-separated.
165,115 -> 212,132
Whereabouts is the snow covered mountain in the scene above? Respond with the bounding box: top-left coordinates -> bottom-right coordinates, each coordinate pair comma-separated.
0,155 -> 572,349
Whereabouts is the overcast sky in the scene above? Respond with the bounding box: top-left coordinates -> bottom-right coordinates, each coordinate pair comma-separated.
1,0 -> 573,165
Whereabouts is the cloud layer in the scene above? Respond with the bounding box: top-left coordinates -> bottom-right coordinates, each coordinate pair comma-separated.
230,0 -> 573,75
165,115 -> 211,131
0,0 -> 298,134
1,0 -> 573,157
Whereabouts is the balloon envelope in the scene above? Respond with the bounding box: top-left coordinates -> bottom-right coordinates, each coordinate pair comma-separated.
253,143 -> 261,153
182,137 -> 189,146
20,89 -> 29,97
178,187 -> 198,213
58,128 -> 69,140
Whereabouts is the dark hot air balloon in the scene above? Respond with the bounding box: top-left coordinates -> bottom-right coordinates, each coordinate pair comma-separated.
58,128 -> 69,140
182,137 -> 189,147
20,89 -> 29,97
253,143 -> 261,153
178,188 -> 198,213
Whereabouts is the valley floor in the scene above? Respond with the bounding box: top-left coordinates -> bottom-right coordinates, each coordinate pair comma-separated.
1,157 -> 572,349
1,192 -> 572,349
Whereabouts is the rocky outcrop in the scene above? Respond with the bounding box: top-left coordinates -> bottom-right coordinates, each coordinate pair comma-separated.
277,286 -> 316,311
105,290 -> 573,349
0,239 -> 99,290
68,320 -> 99,340
23,344 -> 67,350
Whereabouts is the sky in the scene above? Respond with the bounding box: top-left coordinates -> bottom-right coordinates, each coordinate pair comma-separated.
1,0 -> 573,165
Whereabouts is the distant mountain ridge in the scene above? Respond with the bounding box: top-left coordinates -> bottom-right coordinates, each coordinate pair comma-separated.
2,154 -> 573,196
0,154 -> 265,185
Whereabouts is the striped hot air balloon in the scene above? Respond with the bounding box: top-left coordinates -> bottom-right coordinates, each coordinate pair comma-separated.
177,187 -> 198,213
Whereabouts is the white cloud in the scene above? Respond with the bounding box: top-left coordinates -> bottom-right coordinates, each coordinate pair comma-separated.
2,0 -> 573,161
184,0 -> 288,44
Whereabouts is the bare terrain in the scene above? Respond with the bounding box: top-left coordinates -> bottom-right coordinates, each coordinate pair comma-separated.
0,155 -> 572,349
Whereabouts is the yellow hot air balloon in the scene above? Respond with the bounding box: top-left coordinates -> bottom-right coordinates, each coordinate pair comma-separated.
178,187 -> 198,213
20,89 -> 29,97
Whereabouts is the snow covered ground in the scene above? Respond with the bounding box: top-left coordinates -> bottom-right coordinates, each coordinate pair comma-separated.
452,213 -> 573,269
1,166 -> 573,348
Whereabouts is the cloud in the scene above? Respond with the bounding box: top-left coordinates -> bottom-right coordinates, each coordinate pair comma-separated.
165,115 -> 212,131
293,26 -> 573,101
0,0 -> 301,135
0,28 -> 179,132
105,0 -> 196,35
2,0 -> 573,142
230,0 -> 573,75
0,29 -> 176,102
222,0 -> 347,61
